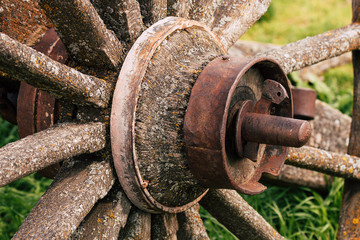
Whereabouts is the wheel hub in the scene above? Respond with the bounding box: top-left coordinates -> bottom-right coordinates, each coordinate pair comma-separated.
111,17 -> 311,213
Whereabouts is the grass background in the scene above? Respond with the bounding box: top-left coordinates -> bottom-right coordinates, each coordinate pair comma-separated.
0,0 -> 354,239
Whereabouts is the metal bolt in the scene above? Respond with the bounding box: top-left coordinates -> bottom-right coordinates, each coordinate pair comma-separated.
241,113 -> 311,148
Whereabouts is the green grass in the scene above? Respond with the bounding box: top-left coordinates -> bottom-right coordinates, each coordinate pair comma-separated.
0,0 -> 355,239
0,118 -> 53,239
198,0 -> 352,239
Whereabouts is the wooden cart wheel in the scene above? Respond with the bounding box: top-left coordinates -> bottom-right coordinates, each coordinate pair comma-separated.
1,0 -> 360,239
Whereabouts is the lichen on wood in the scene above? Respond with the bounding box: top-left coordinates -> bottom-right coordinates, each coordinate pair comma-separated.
138,0 -> 167,26
13,154 -> 115,239
308,100 -> 351,153
257,23 -> 360,74
262,164 -> 331,192
287,146 -> 360,180
0,33 -> 112,108
151,213 -> 178,240
200,189 -> 284,240
90,0 -> 144,47
70,182 -> 132,240
134,26 -> 224,207
0,122 -> 106,187
167,0 -> 193,18
118,207 -> 151,240
210,0 -> 271,50
229,40 -> 352,81
38,0 -> 124,69
177,204 -> 209,240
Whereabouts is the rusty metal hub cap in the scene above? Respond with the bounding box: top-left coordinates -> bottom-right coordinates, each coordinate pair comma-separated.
184,56 -> 311,195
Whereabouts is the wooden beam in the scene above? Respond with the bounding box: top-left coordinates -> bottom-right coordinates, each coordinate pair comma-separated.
177,204 -> 209,240
0,33 -> 112,108
38,0 -> 124,69
0,122 -> 106,187
200,189 -> 284,240
258,24 -> 360,74
13,155 -> 115,239
70,184 -> 132,239
337,1 -> 360,238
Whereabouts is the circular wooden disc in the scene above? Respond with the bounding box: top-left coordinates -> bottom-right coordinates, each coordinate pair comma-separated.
111,17 -> 226,213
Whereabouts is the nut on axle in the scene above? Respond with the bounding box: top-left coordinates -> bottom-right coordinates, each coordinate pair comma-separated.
184,56 -> 311,195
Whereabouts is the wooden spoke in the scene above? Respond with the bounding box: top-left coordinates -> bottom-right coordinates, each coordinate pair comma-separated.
167,0 -> 193,18
287,146 -> 360,180
118,207 -> 151,239
210,0 -> 271,50
38,0 -> 124,69
200,189 -> 284,240
177,204 -> 210,240
138,0 -> 167,26
0,33 -> 112,108
151,213 -> 178,239
13,155 -> 115,239
190,0 -> 220,27
338,2 -> 360,237
70,183 -> 132,239
308,100 -> 351,154
262,164 -> 331,192
263,100 -> 351,191
229,40 -> 352,81
0,122 -> 106,187
258,23 -> 360,74
90,0 -> 144,46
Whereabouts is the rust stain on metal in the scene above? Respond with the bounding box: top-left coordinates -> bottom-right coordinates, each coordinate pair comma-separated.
291,87 -> 316,120
0,87 -> 17,124
17,28 -> 69,178
0,0 -> 51,46
184,56 -> 311,195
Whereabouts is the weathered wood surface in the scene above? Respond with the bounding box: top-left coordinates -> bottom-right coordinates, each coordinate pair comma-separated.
90,0 -> 144,47
209,0 -> 271,50
187,0 -> 270,50
229,41 -> 352,81
138,0 -> 167,26
257,23 -> 360,74
0,33 -> 112,108
13,155 -> 115,239
308,100 -> 351,153
177,204 -> 209,240
151,213 -> 178,240
38,0 -> 124,69
167,0 -> 192,18
118,208 -> 151,240
338,2 -> 360,238
0,122 -> 106,187
0,0 -> 50,46
70,183 -> 132,240
287,146 -> 360,180
262,164 -> 331,192
200,189 -> 284,240
134,24 -> 224,207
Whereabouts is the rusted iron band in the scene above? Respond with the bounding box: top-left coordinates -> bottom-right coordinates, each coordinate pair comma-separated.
287,146 -> 360,180
0,33 -> 112,108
